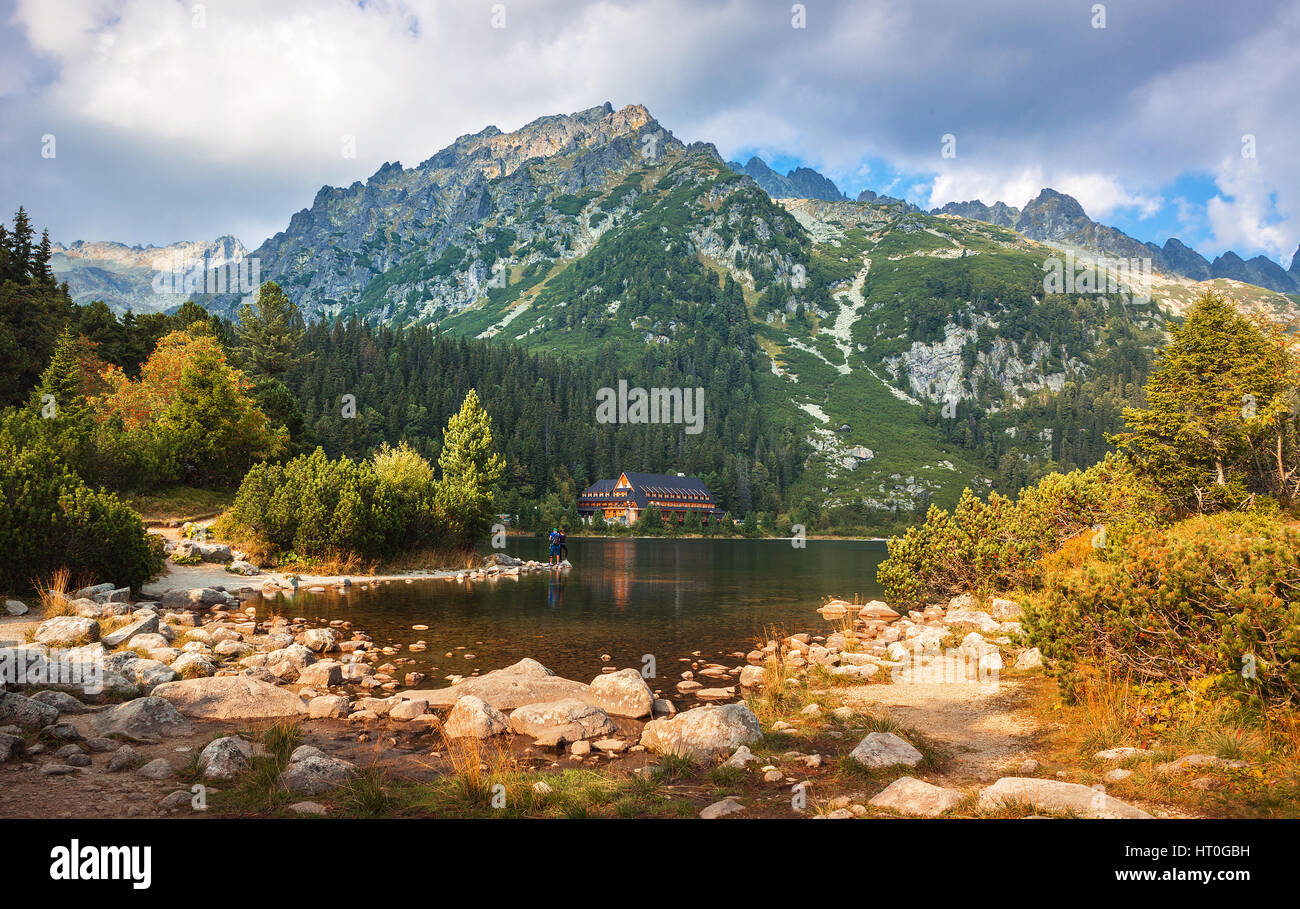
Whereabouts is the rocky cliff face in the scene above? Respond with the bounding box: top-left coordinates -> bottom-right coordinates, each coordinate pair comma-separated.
50,236 -> 248,312
931,188 -> 1299,294
240,102 -> 678,322
727,157 -> 846,201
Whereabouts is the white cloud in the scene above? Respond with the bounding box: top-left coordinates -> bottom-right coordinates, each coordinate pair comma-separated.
1,0 -> 1296,262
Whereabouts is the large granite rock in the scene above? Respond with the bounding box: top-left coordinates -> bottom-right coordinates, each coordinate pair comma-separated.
509,699 -> 616,745
34,616 -> 100,646
849,732 -> 924,768
278,754 -> 357,795
102,614 -> 160,648
150,676 -> 308,720
587,668 -> 654,718
639,703 -> 761,762
410,658 -> 590,710
92,696 -> 194,743
868,776 -> 963,816
978,777 -> 1153,818
442,695 -> 509,739
198,735 -> 254,780
0,691 -> 60,728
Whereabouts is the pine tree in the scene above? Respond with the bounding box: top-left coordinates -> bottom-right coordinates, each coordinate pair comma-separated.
435,388 -> 506,544
237,281 -> 308,378
1112,291 -> 1297,512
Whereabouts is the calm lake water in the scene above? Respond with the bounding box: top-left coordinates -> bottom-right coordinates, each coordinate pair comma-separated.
259,537 -> 887,690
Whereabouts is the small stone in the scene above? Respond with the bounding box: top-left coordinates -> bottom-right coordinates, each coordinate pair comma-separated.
138,758 -> 175,780
700,797 -> 744,819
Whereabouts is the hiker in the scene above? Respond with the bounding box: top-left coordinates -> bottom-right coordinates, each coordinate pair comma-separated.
558,527 -> 569,563
548,527 -> 561,568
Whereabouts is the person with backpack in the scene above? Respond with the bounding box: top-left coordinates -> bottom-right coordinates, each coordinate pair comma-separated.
548,527 -> 561,568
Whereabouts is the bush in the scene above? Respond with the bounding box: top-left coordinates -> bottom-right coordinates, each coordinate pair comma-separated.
216,446 -> 436,561
1022,511 -> 1300,707
0,432 -> 163,592
877,454 -> 1168,609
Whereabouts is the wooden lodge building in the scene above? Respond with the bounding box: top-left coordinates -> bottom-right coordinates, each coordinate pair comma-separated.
576,472 -> 725,526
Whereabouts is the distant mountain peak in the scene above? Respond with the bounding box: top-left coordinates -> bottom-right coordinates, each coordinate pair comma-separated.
727,156 -> 846,202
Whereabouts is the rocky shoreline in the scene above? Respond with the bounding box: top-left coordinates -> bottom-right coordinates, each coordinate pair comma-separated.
0,577 -> 1232,819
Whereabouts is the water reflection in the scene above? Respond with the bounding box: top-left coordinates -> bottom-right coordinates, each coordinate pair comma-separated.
275,537 -> 887,690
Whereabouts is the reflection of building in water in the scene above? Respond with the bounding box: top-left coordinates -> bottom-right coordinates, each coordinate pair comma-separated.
577,472 -> 724,526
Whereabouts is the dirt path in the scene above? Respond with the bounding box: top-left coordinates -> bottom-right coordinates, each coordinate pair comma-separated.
842,676 -> 1047,784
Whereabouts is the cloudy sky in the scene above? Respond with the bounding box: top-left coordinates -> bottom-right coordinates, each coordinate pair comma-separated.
1,0 -> 1296,266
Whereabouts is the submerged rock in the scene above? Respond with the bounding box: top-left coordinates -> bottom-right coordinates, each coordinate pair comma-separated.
509,698 -> 616,745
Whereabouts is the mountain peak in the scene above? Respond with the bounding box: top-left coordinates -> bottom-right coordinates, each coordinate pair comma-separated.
727,157 -> 845,202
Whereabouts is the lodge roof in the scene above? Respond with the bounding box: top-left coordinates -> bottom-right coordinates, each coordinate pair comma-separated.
577,472 -> 720,511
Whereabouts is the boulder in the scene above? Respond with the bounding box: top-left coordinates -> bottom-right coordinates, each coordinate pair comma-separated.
387,698 -> 428,722
170,652 -> 216,678
308,695 -> 350,719
150,676 -> 309,720
296,661 -> 342,689
5,599 -> 29,616
442,695 -> 509,739
508,698 -> 616,745
301,628 -> 337,653
944,609 -> 1000,632
92,696 -> 194,743
0,732 -> 24,762
848,732 -> 923,769
868,776 -> 963,816
738,665 -> 767,688
859,600 -> 901,622
107,745 -> 140,772
30,690 -> 89,714
639,703 -> 762,762
34,616 -> 100,647
1014,648 -> 1044,671
978,777 -> 1152,818
278,755 -> 357,795
198,735 -> 254,780
587,668 -> 654,718
410,658 -> 590,710
101,614 -> 160,648
0,691 -> 60,728
137,758 -> 176,780
129,659 -> 180,692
